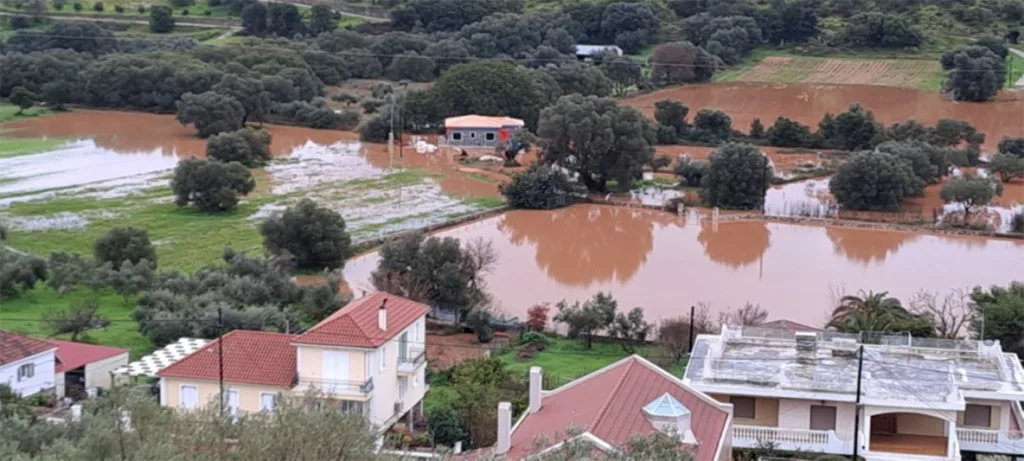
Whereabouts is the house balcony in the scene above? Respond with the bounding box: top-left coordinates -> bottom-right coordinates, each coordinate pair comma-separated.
397,348 -> 426,376
957,427 -> 1024,454
293,377 -> 374,400
859,429 -> 960,461
732,425 -> 854,454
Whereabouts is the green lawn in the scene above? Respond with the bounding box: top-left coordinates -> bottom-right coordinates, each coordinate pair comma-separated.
0,287 -> 152,359
0,137 -> 68,159
499,336 -> 686,385
1007,52 -> 1024,88
0,104 -> 56,123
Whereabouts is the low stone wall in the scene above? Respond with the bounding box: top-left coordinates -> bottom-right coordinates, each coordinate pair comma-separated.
349,206 -> 509,255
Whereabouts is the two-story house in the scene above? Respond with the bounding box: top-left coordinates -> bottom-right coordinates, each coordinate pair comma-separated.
684,325 -> 1024,461
158,292 -> 429,429
1,331 -> 57,397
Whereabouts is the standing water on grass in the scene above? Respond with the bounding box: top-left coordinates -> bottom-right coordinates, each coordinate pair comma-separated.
343,205 -> 1024,327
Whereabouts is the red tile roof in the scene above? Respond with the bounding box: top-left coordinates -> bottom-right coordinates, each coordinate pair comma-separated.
505,356 -> 731,461
47,339 -> 128,373
292,292 -> 430,348
157,331 -> 297,388
0,331 -> 57,366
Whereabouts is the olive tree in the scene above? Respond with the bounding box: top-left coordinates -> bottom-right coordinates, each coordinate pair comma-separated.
206,128 -> 272,167
989,153 -> 1024,183
554,292 -> 618,349
170,158 -> 255,212
700,143 -> 773,210
829,151 -> 920,211
941,46 -> 1006,102
537,94 -> 655,193
499,163 -> 575,210
940,176 -> 1003,221
650,41 -> 717,86
94,227 -> 157,269
260,199 -> 352,271
175,91 -> 246,138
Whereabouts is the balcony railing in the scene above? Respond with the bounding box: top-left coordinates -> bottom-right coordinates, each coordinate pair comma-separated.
296,377 -> 374,396
733,425 -> 853,454
398,348 -> 426,374
957,428 -> 998,444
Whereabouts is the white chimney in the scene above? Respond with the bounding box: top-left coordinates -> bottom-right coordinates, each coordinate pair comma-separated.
71,404 -> 82,422
529,366 -> 543,413
454,441 -> 463,454
496,402 -> 512,455
378,299 -> 388,331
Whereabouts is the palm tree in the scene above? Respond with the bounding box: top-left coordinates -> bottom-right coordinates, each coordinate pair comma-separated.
827,290 -> 933,336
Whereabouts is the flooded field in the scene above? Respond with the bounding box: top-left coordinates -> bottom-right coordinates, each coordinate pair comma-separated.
342,205 -> 1024,327
624,83 -> 1024,150
0,111 -> 502,270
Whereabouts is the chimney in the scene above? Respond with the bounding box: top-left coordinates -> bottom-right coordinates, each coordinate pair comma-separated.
529,366 -> 542,413
378,298 -> 387,331
796,332 -> 817,364
71,404 -> 82,422
496,402 -> 512,455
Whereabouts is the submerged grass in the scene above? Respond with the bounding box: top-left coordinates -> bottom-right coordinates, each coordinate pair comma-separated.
0,104 -> 57,123
0,137 -> 68,159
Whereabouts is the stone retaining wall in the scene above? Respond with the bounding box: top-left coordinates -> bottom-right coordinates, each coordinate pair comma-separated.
349,206 -> 509,255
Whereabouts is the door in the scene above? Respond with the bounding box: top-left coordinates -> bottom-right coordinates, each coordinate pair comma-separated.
873,414 -> 897,435
322,350 -> 350,393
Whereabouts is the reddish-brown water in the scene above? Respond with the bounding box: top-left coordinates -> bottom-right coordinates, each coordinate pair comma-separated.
2,110 -> 502,198
343,205 -> 1024,327
624,83 -> 1024,150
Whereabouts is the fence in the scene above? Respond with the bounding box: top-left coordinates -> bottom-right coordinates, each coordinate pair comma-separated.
835,207 -> 937,225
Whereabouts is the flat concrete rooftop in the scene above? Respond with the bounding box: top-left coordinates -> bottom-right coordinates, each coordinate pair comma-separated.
684,326 -> 1024,403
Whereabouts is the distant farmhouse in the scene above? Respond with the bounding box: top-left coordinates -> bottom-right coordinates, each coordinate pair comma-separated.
574,44 -> 624,60
441,115 -> 525,148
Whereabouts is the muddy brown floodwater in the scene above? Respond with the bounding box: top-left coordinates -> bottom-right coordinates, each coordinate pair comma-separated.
2,110 -> 502,199
623,83 -> 1024,150
343,205 -> 1024,328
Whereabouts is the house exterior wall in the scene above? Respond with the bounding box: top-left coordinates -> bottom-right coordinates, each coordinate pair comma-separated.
713,395 -> 857,441
297,345 -> 369,387
895,413 -> 946,436
443,127 -> 507,147
0,350 -> 56,397
84,352 -> 130,390
713,394 -> 779,427
367,316 -> 427,428
162,377 -> 288,413
956,399 -> 1006,430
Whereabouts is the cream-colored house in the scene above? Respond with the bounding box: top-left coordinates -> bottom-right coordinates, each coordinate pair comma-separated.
158,292 -> 429,429
684,325 -> 1024,461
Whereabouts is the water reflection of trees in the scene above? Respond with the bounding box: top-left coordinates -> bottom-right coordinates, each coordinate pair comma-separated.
825,226 -> 917,265
496,205 -> 668,286
697,220 -> 771,269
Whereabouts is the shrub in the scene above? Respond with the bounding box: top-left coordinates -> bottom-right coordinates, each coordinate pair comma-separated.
674,157 -> 708,188
517,331 -> 550,349
330,92 -> 359,105
206,128 -> 272,167
829,151 -> 920,211
73,2 -> 82,11
114,4 -> 123,12
204,9 -> 210,15
53,0 -> 66,9
358,114 -> 390,142
260,199 -> 352,271
766,116 -> 813,148
181,8 -> 189,15
170,158 -> 255,212
136,5 -> 145,13
0,251 -> 47,300
499,164 -> 575,210
92,1 -> 102,11
360,98 -> 385,114
428,407 -> 467,448
526,303 -> 550,332
466,310 -> 494,343
700,143 -> 773,210
94,227 -> 157,270
651,155 -> 672,172
1011,213 -> 1024,233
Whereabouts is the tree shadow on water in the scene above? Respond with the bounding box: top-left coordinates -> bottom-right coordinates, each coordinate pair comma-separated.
697,219 -> 771,269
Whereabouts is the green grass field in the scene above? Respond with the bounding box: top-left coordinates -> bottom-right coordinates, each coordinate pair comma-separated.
0,287 -> 152,358
499,336 -> 686,384
1007,52 -> 1024,88
0,104 -> 56,123
0,137 -> 68,158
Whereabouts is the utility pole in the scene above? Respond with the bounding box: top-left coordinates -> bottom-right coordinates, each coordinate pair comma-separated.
687,305 -> 696,353
218,306 -> 225,418
852,345 -> 865,460
388,92 -> 395,171
761,155 -> 769,214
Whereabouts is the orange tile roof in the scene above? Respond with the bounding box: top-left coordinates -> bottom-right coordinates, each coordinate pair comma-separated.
505,356 -> 730,461
157,331 -> 296,388
0,331 -> 57,365
47,339 -> 128,373
444,115 -> 526,129
292,292 -> 430,348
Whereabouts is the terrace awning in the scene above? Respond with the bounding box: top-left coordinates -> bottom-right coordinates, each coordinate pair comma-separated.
112,338 -> 209,378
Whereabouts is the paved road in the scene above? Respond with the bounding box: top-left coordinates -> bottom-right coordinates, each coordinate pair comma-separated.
1010,48 -> 1024,88
0,10 -> 235,29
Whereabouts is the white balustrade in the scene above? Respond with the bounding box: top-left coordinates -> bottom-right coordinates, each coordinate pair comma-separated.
956,428 -> 999,444
733,425 -> 829,445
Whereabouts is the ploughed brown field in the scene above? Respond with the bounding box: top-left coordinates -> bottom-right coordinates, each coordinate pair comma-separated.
734,57 -> 941,89
622,83 -> 1024,151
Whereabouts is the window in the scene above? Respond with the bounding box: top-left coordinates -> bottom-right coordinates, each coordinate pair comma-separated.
224,390 -> 239,418
451,132 -> 462,141
399,377 -> 408,400
340,400 -> 365,416
379,346 -> 386,371
810,405 -> 837,431
964,404 -> 992,428
179,385 -> 198,410
485,132 -> 495,141
260,393 -> 277,412
731,397 -> 756,419
16,364 -> 34,381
